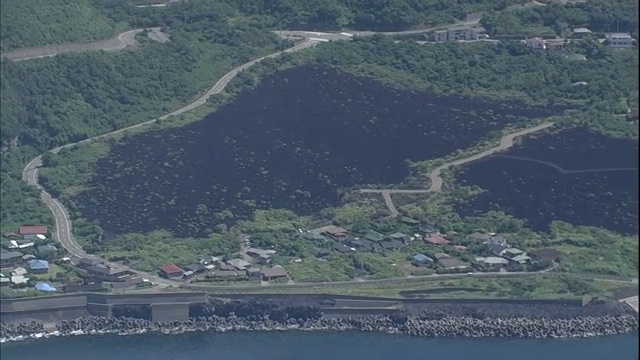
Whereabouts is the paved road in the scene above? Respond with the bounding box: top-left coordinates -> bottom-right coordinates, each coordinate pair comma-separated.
359,123 -> 555,215
22,38 -> 320,287
1,29 -> 147,62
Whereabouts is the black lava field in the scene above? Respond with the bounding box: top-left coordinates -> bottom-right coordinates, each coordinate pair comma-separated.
455,127 -> 639,235
73,65 -> 554,237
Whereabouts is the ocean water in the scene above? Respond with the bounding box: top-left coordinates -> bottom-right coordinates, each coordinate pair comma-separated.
1,332 -> 638,360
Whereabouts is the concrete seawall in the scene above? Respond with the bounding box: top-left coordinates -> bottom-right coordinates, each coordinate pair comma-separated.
1,292 -> 589,325
1,293 -> 206,324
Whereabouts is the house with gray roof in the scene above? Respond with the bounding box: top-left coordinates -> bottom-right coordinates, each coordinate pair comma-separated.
226,259 -> 251,270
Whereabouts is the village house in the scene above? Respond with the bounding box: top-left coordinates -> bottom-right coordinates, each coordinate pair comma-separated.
159,264 -> 184,279
86,264 -> 133,281
11,266 -> 28,277
260,266 -> 288,281
247,248 -> 277,258
606,33 -> 634,48
363,230 -> 385,243
1,251 -> 23,267
386,232 -> 411,245
425,235 -> 450,246
10,275 -> 29,287
333,242 -> 355,253
21,254 -> 36,261
510,254 -> 532,264
412,254 -> 433,266
380,238 -> 406,251
210,270 -> 247,281
525,37 -> 547,50
3,232 -> 18,238
184,264 -> 206,276
246,267 -> 262,280
37,244 -> 57,256
434,253 -> 450,260
19,226 -> 48,236
572,27 -> 592,38
0,277 -> 10,287
432,29 -> 448,42
476,256 -> 509,270
27,259 -> 49,274
438,257 -> 471,270
77,258 -> 102,269
418,225 -> 438,236
311,225 -> 349,240
226,259 -> 251,271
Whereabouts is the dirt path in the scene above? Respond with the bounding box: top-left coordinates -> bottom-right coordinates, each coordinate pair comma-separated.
0,28 -> 153,61
360,122 -> 555,216
492,155 -> 639,174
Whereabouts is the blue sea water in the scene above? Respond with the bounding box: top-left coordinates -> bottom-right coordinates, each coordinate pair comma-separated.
1,332 -> 638,360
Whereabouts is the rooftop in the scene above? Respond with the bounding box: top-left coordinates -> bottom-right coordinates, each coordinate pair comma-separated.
27,259 -> 49,270
159,264 -> 183,274
227,258 -> 251,270
438,257 -> 471,269
19,226 -> 48,235
87,264 -> 128,276
261,266 -> 288,278
425,235 -> 450,246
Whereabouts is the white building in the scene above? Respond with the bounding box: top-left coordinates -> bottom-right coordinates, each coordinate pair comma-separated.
432,29 -> 448,42
606,33 -> 634,48
448,26 -> 473,41
525,37 -> 547,50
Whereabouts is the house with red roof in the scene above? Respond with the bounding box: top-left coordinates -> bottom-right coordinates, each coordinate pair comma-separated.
19,226 -> 49,236
159,264 -> 184,279
425,235 -> 451,246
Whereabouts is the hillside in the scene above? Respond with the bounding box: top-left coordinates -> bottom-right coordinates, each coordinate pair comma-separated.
0,0 -> 119,51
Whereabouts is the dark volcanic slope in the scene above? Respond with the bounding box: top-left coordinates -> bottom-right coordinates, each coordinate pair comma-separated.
74,65 -> 554,237
456,128 -> 639,235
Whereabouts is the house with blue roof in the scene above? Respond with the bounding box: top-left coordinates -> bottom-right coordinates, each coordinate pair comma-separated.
27,259 -> 49,274
412,254 -> 433,267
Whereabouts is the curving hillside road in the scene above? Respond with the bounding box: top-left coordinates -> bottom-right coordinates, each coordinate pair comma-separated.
359,123 -> 555,216
426,122 -> 555,192
1,29 -> 147,62
22,38 -> 320,286
15,24 -> 630,292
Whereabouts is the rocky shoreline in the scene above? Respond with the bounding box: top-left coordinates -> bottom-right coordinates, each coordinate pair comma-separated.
2,299 -> 638,342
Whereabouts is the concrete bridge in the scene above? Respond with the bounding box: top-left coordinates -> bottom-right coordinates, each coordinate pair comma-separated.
0,292 -> 206,324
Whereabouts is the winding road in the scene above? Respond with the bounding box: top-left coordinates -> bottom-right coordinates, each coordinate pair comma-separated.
1,29 -> 145,62
360,123 -> 555,216
13,24 -> 637,292
21,37 -> 321,286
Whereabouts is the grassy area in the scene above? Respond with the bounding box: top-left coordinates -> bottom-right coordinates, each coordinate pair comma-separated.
196,275 -> 628,299
32,263 -> 66,281
0,0 -> 121,51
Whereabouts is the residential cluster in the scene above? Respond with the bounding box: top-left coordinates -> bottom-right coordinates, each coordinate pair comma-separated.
158,248 -> 289,283
1,225 -> 153,295
1,226 -> 60,291
524,28 -> 635,51
295,217 -> 551,276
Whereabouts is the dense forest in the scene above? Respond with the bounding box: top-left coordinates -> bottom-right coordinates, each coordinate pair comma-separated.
482,0 -> 639,39
0,0 -> 120,51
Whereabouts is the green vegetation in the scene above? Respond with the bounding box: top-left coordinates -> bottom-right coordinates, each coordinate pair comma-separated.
1,0 -> 637,290
34,34 -> 638,281
0,0 -> 121,51
196,274 -> 626,299
482,0 -> 638,39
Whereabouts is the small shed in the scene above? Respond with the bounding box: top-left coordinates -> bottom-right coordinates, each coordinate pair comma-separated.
412,254 -> 433,266
35,282 -> 57,292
